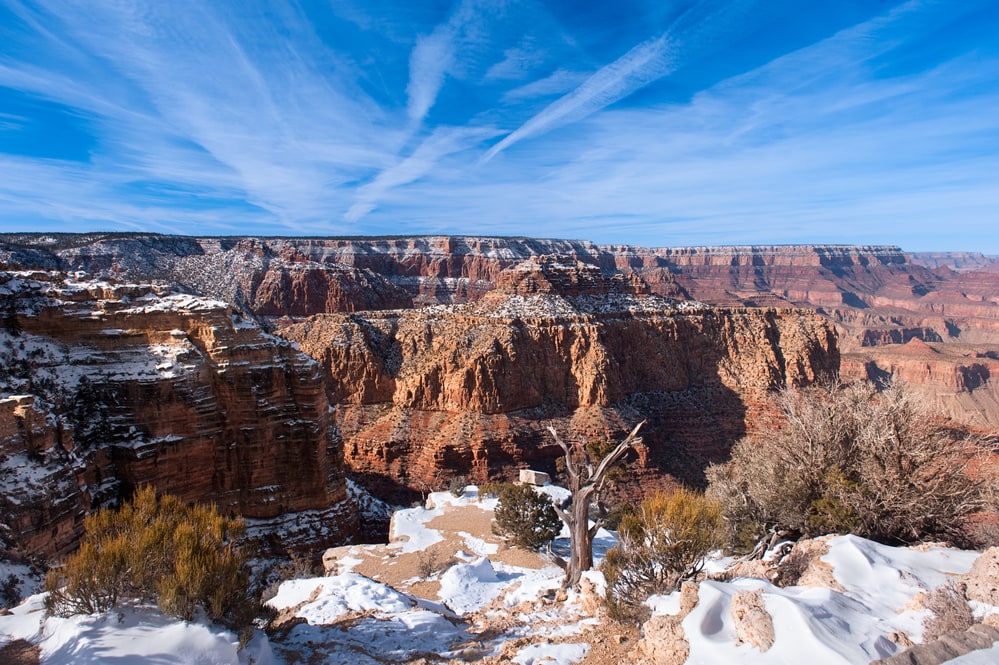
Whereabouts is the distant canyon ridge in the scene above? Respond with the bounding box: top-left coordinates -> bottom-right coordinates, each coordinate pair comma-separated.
1,234 -> 996,559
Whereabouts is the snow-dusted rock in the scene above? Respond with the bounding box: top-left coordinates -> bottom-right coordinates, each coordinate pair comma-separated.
731,589 -> 775,651
963,547 -> 999,606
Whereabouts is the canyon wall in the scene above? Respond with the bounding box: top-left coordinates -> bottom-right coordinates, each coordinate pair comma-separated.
1,234 -> 997,557
0,270 -> 357,559
282,258 -> 839,499
8,235 -> 992,433
5,236 -> 994,352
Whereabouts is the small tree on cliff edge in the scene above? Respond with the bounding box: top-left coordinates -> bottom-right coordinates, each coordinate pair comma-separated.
549,421 -> 645,588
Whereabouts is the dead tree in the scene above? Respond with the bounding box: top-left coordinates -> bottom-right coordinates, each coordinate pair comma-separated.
549,421 -> 645,588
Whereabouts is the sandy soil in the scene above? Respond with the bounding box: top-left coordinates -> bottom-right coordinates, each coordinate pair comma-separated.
324,502 -> 552,603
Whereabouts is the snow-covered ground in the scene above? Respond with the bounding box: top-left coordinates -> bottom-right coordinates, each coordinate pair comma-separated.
2,484 -> 998,664
0,599 -> 273,665
673,535 -> 985,664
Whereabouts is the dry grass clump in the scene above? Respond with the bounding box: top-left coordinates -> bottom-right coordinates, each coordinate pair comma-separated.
603,488 -> 722,623
44,486 -> 259,637
922,581 -> 974,642
707,381 -> 996,551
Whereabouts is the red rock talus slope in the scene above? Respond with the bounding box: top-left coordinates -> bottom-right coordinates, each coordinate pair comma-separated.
0,270 -> 357,559
281,259 -> 839,499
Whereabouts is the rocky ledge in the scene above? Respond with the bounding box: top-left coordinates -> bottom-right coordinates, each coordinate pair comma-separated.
0,270 -> 357,559
279,260 -> 839,500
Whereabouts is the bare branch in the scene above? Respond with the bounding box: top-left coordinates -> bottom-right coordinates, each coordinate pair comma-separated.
591,421 -> 645,487
551,420 -> 647,589
549,425 -> 579,483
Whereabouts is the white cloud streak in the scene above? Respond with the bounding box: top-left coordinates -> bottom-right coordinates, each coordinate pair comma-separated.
345,126 -> 498,221
483,33 -> 677,161
483,0 -> 754,160
405,0 -> 495,125
0,0 -> 407,230
1,0 -> 996,252
407,29 -> 456,124
501,69 -> 591,103
354,3 -> 999,251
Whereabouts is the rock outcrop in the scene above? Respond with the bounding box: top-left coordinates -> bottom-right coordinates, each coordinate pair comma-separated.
1,234 -> 996,549
730,589 -> 775,651
841,339 -> 999,430
281,259 -> 839,499
0,270 -> 357,558
0,394 -> 81,559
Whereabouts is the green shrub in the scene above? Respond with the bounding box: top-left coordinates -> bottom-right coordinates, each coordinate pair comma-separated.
45,486 -> 258,633
477,480 -> 506,498
1,573 -> 23,609
492,483 -> 563,551
603,488 -> 722,623
706,381 -> 996,549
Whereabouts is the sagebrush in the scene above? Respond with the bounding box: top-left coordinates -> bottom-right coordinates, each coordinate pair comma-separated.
603,488 -> 722,622
922,581 -> 973,641
45,486 -> 259,633
706,381 -> 996,550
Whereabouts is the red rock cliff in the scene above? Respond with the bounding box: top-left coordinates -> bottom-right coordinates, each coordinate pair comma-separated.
0,270 -> 357,558
280,259 -> 839,499
3,234 -> 996,478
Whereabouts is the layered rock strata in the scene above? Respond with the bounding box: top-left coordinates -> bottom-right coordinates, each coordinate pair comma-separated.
5,236 -> 995,349
0,270 -> 357,558
1,234 -> 996,505
4,236 -> 995,351
282,258 -> 839,499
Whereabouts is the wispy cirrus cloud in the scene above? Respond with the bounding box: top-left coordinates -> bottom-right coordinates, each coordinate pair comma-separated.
347,2 -> 999,251
405,0 -> 499,125
483,0 -> 755,160
345,125 -> 499,222
1,0 -> 996,251
0,0 -> 403,229
501,69 -> 589,103
484,40 -> 548,81
407,28 -> 457,125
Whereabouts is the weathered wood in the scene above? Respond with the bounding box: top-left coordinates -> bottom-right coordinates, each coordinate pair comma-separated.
549,421 -> 645,588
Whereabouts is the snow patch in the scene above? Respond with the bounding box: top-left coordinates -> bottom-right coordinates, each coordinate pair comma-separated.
0,595 -> 267,665
514,641 -> 590,665
267,573 -> 414,623
438,557 -> 507,614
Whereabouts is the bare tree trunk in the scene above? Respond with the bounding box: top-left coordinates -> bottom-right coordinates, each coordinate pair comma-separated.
549,421 -> 645,589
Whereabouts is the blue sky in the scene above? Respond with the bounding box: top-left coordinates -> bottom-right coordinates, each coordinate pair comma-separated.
1,0 -> 998,252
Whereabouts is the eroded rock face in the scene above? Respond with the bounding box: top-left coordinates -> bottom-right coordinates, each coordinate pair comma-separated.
4,236 -> 996,364
634,582 -> 700,665
281,260 -> 839,498
841,339 -> 999,430
0,394 -> 83,558
963,547 -> 999,605
0,270 -> 357,558
2,234 -> 997,536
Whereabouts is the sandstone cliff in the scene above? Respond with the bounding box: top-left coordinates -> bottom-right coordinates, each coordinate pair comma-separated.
0,270 -> 357,559
5,236 -> 994,351
841,339 -> 999,430
281,258 -> 839,499
5,236 -> 993,353
2,234 -> 997,515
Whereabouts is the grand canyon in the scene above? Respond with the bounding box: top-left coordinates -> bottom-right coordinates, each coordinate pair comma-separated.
1,234 -> 997,561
